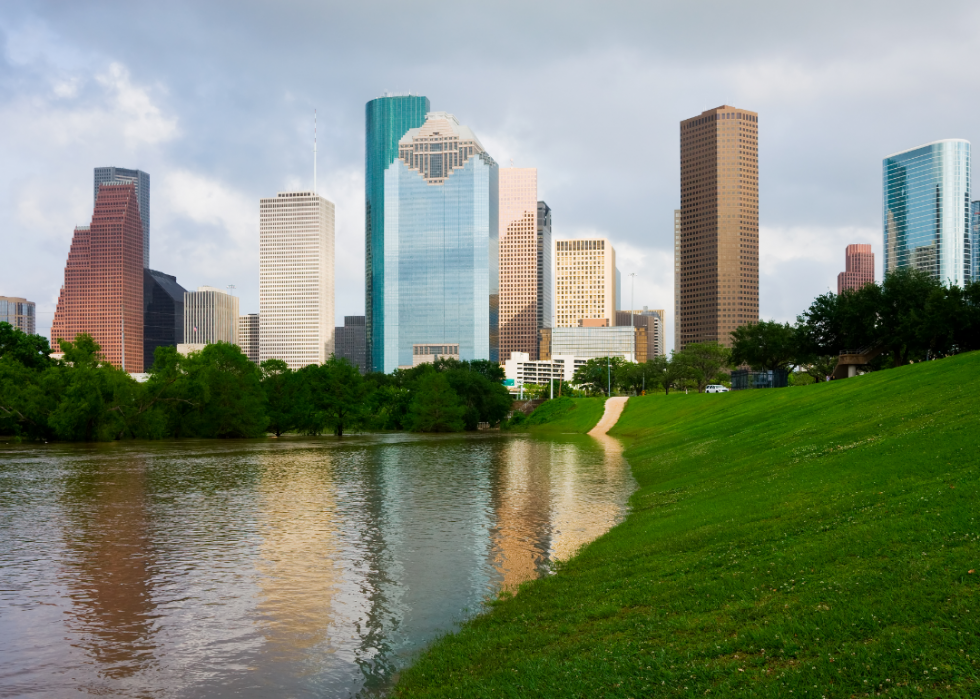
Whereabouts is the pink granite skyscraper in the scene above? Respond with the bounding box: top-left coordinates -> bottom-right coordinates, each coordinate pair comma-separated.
837,244 -> 874,294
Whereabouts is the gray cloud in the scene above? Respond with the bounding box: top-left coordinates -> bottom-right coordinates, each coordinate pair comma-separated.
2,0 -> 979,351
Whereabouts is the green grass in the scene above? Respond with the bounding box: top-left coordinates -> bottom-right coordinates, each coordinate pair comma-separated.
393,353 -> 980,698
515,396 -> 607,434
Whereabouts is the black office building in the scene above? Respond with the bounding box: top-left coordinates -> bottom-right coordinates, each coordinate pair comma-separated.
335,315 -> 367,374
143,269 -> 186,369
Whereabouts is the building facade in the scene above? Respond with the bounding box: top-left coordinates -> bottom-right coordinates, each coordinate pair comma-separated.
503,351 -> 587,387
679,106 -> 759,349
883,139 -> 970,286
616,308 -> 666,357
555,238 -> 617,328
499,168 -> 540,360
550,326 -> 646,362
673,208 -> 681,353
335,315 -> 366,373
143,269 -> 185,369
94,167 -> 150,268
0,297 -> 35,335
52,184 -> 144,370
365,94 -> 431,373
972,200 -> 980,283
259,190 -> 335,370
239,313 -> 260,363
184,286 -> 239,346
837,244 -> 875,294
379,111 -> 499,373
537,201 -> 553,334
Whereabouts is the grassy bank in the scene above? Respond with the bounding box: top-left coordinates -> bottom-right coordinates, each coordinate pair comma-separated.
393,353 -> 980,698
513,396 -> 607,434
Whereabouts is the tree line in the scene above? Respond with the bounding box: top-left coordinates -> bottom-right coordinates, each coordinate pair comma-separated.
0,325 -> 513,442
564,269 -> 980,395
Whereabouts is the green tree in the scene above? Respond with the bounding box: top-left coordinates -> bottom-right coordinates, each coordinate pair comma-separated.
0,322 -> 54,371
316,356 -> 370,436
647,354 -> 686,395
572,357 -> 625,396
674,342 -> 730,393
406,373 -> 466,432
730,320 -> 799,372
260,359 -> 301,436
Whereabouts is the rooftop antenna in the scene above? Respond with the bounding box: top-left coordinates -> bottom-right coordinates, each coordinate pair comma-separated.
314,109 -> 317,195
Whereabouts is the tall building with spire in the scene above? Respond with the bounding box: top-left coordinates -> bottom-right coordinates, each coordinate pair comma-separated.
259,191 -> 335,369
52,183 -> 144,370
365,94 -> 431,373
678,106 -> 759,349
94,167 -> 150,268
377,110 -> 499,372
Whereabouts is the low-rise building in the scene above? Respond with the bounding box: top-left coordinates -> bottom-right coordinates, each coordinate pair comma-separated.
503,351 -> 589,392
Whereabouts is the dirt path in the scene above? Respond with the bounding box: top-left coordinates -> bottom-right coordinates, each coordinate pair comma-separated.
588,397 -> 629,436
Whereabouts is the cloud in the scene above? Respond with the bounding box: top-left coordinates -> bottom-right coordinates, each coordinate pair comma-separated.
96,63 -> 178,146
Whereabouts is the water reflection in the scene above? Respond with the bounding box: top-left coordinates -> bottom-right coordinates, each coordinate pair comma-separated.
0,433 -> 633,697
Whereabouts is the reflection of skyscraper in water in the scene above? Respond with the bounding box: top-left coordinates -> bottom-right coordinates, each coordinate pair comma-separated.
255,450 -> 341,670
59,458 -> 158,683
489,438 -> 554,590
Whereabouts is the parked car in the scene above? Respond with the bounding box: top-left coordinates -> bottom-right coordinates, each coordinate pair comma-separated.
705,384 -> 730,393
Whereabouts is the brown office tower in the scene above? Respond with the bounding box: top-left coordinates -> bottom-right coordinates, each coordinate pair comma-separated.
51,184 -> 144,371
679,106 -> 759,348
499,168 -> 540,361
837,244 -> 874,294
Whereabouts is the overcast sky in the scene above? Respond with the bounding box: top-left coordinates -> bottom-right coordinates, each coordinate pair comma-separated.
2,0 -> 979,351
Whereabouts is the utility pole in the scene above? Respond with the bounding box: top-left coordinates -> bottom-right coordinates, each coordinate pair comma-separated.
607,354 -> 611,397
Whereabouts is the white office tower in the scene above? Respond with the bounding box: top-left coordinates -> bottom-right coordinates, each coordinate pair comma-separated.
259,191 -> 335,369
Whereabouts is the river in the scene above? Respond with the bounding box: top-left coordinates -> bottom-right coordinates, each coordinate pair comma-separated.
0,432 -> 633,698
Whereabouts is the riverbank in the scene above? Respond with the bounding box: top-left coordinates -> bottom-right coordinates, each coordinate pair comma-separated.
393,352 -> 980,697
510,396 -> 607,435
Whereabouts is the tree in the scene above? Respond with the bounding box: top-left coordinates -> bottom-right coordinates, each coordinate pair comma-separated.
406,373 -> 466,432
877,268 -> 940,366
261,359 -> 301,436
572,357 -> 625,396
674,342 -> 730,393
316,356 -> 369,436
647,354 -> 686,395
730,320 -> 799,372
0,322 -> 54,371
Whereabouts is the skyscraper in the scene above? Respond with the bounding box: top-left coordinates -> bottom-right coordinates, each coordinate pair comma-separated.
335,315 -> 366,374
52,183 -> 144,370
238,314 -> 260,364
259,191 -> 335,369
883,139 -> 970,286
555,238 -> 617,327
365,94 -> 431,373
499,168 -> 540,360
183,286 -> 239,346
678,106 -> 759,349
837,244 -> 874,294
972,200 -> 980,283
0,297 -> 35,335
378,111 -> 499,372
143,269 -> 186,369
673,209 -> 681,353
94,167 -> 150,268
537,201 -> 553,335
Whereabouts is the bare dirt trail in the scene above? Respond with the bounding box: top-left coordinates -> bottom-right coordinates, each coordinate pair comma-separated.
588,397 -> 629,436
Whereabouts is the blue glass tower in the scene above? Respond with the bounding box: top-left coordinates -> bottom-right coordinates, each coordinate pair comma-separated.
971,200 -> 979,284
365,95 -> 431,373
381,111 -> 498,373
883,139 -> 970,286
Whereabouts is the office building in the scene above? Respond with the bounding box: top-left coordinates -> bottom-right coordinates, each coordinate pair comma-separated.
549,326 -> 646,362
555,238 -> 617,328
972,201 -> 980,282
537,201 -> 553,333
51,183 -> 144,370
377,110 -> 499,373
143,269 -> 186,369
183,286 -> 239,346
0,297 -> 35,335
673,209 -> 681,352
883,139 -> 970,286
616,308 -> 666,357
679,106 -> 759,349
94,167 -> 150,268
503,351 -> 587,388
259,190 -> 335,370
499,168 -> 540,360
410,343 -> 460,368
837,244 -> 874,294
335,315 -> 366,373
365,93 -> 431,373
239,314 -> 260,364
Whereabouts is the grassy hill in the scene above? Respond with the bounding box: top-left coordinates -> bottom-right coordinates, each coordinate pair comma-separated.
514,396 -> 607,434
394,353 -> 980,698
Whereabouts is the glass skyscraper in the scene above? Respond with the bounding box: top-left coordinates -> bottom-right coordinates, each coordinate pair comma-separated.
883,139 -> 970,286
365,94 -> 430,373
971,200 -> 979,283
381,111 -> 499,372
